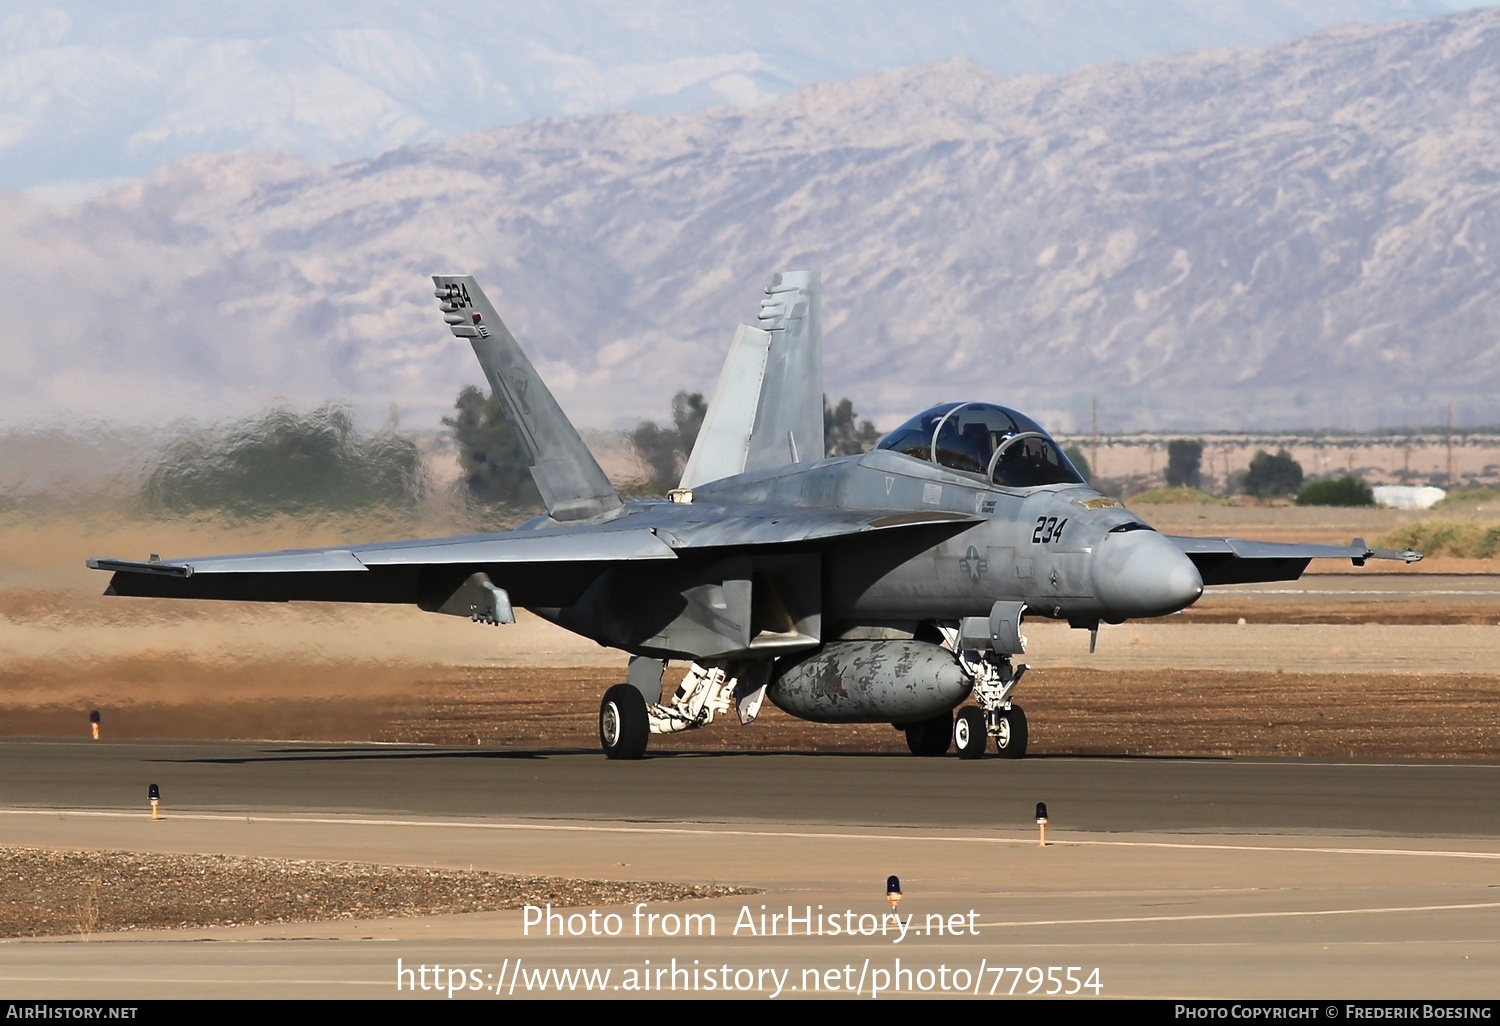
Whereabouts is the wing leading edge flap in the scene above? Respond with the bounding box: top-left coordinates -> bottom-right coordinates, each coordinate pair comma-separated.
91,528 -> 676,584
653,508 -> 979,549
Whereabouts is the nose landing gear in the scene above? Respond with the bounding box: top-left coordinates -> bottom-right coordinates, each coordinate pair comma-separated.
989,702 -> 1028,759
954,707 -> 987,759
939,604 -> 1031,760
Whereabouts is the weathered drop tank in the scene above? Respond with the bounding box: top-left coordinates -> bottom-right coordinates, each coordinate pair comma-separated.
768,639 -> 972,724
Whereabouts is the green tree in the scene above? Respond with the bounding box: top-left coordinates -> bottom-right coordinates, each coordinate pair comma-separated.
443,385 -> 541,508
1063,445 -> 1092,484
1243,449 -> 1304,498
672,391 -> 708,455
147,403 -> 422,516
1295,475 -> 1375,507
824,396 -> 882,457
1166,439 -> 1203,489
630,391 -> 707,493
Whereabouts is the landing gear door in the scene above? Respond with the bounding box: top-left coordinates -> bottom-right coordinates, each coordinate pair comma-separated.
957,600 -> 1027,656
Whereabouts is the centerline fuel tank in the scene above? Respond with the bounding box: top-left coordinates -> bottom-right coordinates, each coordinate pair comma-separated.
768,639 -> 971,724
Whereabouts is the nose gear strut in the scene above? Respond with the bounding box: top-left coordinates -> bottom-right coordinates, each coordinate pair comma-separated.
937,600 -> 1030,759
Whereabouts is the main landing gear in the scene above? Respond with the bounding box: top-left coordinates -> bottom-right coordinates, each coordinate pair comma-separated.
904,712 -> 953,756
599,684 -> 649,760
598,658 -> 770,759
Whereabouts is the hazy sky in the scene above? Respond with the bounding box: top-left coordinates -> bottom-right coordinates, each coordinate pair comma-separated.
3,0 -> 1474,194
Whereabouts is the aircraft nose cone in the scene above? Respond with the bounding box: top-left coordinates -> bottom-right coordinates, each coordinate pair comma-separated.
1091,530 -> 1204,619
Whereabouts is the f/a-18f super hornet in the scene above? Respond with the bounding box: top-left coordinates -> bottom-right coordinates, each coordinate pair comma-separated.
90,272 -> 1421,760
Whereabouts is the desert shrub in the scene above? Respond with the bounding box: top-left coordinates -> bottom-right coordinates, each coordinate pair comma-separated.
1295,476 -> 1374,507
1127,487 -> 1228,505
1376,519 -> 1500,559
1434,486 -> 1500,509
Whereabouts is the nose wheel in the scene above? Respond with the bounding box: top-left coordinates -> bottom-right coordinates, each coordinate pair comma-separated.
934,627 -> 1031,761
990,704 -> 1028,759
954,707 -> 987,759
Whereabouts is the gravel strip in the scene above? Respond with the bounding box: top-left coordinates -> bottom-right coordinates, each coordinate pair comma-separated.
0,846 -> 755,938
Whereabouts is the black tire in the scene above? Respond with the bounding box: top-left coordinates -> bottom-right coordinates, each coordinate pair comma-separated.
994,704 -> 1028,759
954,706 -> 987,760
904,712 -> 953,756
600,683 -> 649,760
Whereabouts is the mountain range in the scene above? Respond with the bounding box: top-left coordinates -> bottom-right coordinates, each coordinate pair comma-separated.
1,5 -> 1497,434
3,0 -> 1453,193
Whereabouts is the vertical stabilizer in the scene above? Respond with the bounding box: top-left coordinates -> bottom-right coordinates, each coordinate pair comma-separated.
680,271 -> 823,488
679,323 -> 772,489
747,271 -> 822,474
433,275 -> 622,521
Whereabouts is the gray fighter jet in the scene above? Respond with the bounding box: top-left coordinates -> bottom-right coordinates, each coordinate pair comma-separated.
90,272 -> 1421,760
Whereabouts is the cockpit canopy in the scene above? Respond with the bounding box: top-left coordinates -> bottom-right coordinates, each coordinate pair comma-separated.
874,402 -> 1086,488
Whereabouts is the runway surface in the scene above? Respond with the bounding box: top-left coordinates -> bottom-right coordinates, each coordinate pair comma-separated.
3,740 -> 1499,1000
4,739 -> 1500,836
1207,572 -> 1500,601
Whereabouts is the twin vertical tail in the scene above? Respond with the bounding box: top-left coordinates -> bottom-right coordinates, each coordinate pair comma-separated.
433,275 -> 622,522
679,271 -> 823,489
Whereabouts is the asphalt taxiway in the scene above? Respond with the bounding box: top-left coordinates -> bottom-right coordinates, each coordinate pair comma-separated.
3,740 -> 1499,1000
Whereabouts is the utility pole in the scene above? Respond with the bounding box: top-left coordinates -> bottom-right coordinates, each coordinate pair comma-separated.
1446,404 -> 1455,489
1090,396 -> 1099,481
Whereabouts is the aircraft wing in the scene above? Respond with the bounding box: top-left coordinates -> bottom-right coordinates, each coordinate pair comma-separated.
88,527 -> 680,611
88,507 -> 978,608
1169,535 -> 1422,586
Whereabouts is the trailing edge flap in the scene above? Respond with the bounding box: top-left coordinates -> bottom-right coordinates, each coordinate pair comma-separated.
432,274 -> 621,522
681,270 -> 822,487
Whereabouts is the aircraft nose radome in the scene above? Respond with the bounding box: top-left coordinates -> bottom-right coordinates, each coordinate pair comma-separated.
1091,531 -> 1205,619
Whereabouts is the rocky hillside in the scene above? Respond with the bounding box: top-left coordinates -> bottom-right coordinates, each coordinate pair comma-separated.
1,7 -> 1496,433
2,0 -> 1446,192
